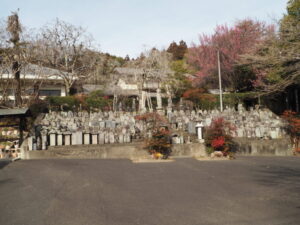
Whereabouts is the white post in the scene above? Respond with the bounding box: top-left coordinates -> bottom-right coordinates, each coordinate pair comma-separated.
42,135 -> 47,150
84,133 -> 90,145
156,88 -> 162,110
57,134 -> 63,146
217,51 -> 223,112
64,134 -> 71,146
92,134 -> 98,145
28,136 -> 33,151
49,133 -> 56,146
196,122 -> 204,143
76,131 -> 83,145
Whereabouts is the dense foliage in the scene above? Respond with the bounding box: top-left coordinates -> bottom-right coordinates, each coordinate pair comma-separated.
187,19 -> 274,90
45,90 -> 111,111
182,90 -> 257,110
282,110 -> 300,154
85,90 -> 112,111
204,118 -> 236,156
239,0 -> 300,93
135,113 -> 172,159
167,40 -> 188,60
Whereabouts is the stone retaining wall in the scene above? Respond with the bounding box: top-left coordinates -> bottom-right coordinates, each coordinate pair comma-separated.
22,142 -> 207,159
234,138 -> 293,156
22,139 -> 293,160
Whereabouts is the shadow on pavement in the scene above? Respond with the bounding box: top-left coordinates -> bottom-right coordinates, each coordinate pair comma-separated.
255,165 -> 300,189
0,160 -> 11,170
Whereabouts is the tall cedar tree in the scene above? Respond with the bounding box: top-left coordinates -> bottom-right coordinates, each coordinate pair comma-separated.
167,40 -> 187,60
7,12 -> 22,106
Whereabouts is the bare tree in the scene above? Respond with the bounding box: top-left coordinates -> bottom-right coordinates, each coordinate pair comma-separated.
6,11 -> 23,106
137,48 -> 173,110
0,17 -> 51,107
34,19 -> 96,95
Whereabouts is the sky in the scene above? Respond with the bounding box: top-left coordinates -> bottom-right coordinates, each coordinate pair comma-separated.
1,0 -> 288,58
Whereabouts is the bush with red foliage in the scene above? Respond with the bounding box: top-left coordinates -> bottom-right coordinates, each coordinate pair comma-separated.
182,88 -> 217,109
211,136 -> 225,149
204,118 -> 236,155
135,113 -> 172,159
282,110 -> 300,153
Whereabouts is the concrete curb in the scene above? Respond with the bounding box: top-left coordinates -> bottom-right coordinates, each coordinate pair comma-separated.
131,158 -> 175,163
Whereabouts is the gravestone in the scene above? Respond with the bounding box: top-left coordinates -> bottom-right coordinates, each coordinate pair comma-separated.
118,133 -> 124,143
76,131 -> 83,145
84,133 -> 90,145
92,134 -> 98,145
57,134 -> 63,146
109,132 -> 115,144
41,134 -> 47,150
28,136 -> 33,151
99,132 -> 105,144
104,132 -> 109,144
49,133 -> 56,146
64,133 -> 71,146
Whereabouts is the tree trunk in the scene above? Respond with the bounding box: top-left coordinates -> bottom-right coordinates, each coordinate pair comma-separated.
13,61 -> 22,107
65,82 -> 70,96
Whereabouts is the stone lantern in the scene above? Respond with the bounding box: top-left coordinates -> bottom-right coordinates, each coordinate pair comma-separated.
195,121 -> 204,143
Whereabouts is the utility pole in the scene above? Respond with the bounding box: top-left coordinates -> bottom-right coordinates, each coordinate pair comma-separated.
217,50 -> 223,112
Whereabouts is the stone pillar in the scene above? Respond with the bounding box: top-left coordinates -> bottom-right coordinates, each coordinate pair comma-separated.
104,132 -> 109,144
49,133 -> 56,146
28,136 -> 33,151
140,91 -> 146,112
76,131 -> 83,145
118,133 -> 124,143
132,98 -> 136,112
156,88 -> 162,110
64,134 -> 71,146
41,135 -> 47,150
125,133 -> 131,143
71,132 -> 77,145
99,132 -> 105,144
196,122 -> 204,142
167,96 -> 172,109
57,134 -> 63,146
84,133 -> 90,145
92,134 -> 98,145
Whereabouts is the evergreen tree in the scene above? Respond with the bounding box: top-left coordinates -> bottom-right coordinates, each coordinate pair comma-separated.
167,40 -> 187,60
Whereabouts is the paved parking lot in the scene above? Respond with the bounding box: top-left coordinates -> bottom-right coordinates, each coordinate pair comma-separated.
0,156 -> 299,225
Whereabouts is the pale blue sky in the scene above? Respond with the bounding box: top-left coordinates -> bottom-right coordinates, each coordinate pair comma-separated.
1,0 -> 288,57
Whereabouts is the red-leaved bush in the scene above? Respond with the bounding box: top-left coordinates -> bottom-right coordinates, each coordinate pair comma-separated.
135,113 -> 172,159
211,136 -> 225,149
204,117 -> 236,155
282,110 -> 300,153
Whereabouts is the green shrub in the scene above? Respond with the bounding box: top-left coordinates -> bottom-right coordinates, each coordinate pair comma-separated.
29,99 -> 49,118
46,96 -> 79,111
189,92 -> 258,110
85,90 -> 112,110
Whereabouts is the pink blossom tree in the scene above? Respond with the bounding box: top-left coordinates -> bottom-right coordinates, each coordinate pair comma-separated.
187,19 -> 275,91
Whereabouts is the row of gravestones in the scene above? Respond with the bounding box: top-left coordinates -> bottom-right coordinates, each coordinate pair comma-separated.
29,105 -> 287,150
166,105 -> 286,139
27,130 -> 132,151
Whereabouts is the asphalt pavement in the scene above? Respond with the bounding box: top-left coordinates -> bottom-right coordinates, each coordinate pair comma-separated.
0,156 -> 299,225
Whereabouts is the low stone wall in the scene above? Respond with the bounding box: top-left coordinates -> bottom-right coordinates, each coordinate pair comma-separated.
22,142 -> 207,159
172,143 -> 207,157
234,138 -> 293,156
22,138 -> 293,160
22,142 -> 147,159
